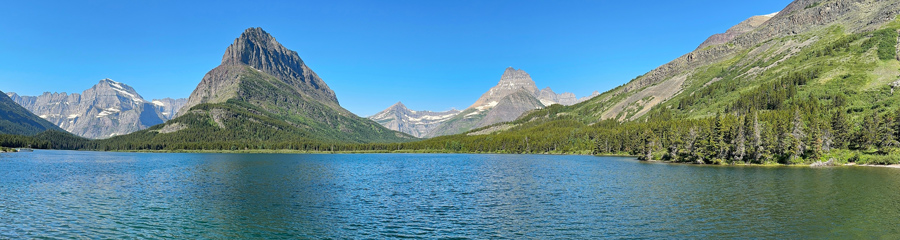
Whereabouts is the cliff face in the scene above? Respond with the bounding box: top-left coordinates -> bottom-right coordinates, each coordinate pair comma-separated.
8,79 -> 183,139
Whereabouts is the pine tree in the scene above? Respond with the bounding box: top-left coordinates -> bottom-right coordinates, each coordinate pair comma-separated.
714,113 -> 728,160
641,129 -> 657,161
733,119 -> 747,164
859,111 -> 880,150
752,112 -> 763,163
790,109 -> 807,162
685,127 -> 699,162
807,121 -> 824,160
831,110 -> 850,149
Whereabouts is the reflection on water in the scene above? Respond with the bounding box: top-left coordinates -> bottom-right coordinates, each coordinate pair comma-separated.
1,151 -> 899,238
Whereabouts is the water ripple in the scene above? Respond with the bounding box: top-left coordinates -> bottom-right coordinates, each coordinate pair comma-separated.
1,151 -> 900,238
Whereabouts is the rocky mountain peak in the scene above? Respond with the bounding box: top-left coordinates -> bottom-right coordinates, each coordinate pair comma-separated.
497,67 -> 538,93
223,27 -> 337,105
469,67 -> 539,109
222,28 -> 280,65
179,27 -> 340,116
90,78 -> 146,104
390,101 -> 407,109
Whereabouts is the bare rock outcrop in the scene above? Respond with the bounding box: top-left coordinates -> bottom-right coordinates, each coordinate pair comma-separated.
697,13 -> 777,50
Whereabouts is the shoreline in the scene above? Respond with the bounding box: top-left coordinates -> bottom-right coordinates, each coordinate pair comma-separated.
13,149 -> 900,169
105,149 -> 598,156
844,163 -> 900,169
641,159 -> 900,169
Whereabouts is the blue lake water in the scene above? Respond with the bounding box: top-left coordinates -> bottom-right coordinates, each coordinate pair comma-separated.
1,150 -> 899,239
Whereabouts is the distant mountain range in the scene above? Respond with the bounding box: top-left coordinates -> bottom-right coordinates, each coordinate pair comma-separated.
92,27 -> 412,149
369,102 -> 461,138
7,79 -> 186,139
370,67 -> 598,138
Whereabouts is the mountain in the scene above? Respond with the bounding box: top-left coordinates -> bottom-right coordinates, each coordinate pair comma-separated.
371,67 -> 597,138
177,27 -> 338,116
368,102 -> 460,138
0,90 -> 64,136
424,68 -> 545,137
7,79 -> 185,139
95,27 -> 412,149
423,67 -> 594,137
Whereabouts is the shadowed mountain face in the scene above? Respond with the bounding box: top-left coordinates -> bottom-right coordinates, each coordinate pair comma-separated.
0,90 -> 64,136
7,79 -> 185,139
109,27 -> 412,146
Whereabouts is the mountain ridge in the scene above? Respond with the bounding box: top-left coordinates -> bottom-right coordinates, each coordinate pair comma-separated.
369,102 -> 461,138
8,79 -> 186,139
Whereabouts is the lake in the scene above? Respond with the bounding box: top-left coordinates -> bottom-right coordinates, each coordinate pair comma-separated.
1,150 -> 899,239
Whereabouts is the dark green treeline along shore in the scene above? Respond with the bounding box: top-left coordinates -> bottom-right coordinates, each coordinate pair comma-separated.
5,2 -> 900,167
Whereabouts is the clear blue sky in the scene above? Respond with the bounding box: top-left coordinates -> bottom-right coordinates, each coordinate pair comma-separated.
0,0 -> 791,117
